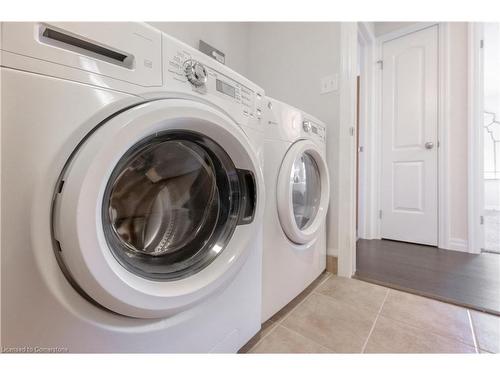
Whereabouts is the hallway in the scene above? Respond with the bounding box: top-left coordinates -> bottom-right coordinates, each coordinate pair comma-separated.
355,239 -> 500,315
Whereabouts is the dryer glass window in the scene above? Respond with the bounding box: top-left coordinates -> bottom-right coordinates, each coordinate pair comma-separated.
291,152 -> 321,230
102,131 -> 248,281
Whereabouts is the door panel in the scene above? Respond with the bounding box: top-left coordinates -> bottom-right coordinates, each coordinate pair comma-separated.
393,161 -> 424,212
381,26 -> 438,245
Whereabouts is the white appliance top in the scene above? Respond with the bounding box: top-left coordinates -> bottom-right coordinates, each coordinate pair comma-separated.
263,96 -> 326,144
0,22 -> 265,130
0,22 -> 163,87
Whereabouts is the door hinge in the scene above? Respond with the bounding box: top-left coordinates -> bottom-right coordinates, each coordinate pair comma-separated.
376,60 -> 383,70
358,146 -> 364,153
480,215 -> 484,225
379,210 -> 382,219
480,39 -> 484,49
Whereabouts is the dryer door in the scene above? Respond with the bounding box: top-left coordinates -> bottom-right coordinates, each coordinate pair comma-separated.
53,98 -> 263,318
277,140 -> 330,244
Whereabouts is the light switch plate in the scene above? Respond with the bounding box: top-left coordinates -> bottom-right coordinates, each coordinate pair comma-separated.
320,74 -> 338,94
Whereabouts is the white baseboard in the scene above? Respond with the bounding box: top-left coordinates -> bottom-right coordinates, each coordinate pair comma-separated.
327,247 -> 338,257
445,238 -> 469,252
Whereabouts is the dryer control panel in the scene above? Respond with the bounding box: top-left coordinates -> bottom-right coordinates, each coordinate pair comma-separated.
163,35 -> 264,130
302,118 -> 326,144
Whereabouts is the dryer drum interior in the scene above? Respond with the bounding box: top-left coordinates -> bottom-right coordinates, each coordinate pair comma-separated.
290,152 -> 321,230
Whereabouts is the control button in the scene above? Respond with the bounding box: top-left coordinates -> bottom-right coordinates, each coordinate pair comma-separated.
303,120 -> 312,133
267,101 -> 273,109
256,93 -> 262,100
256,109 -> 262,116
183,59 -> 208,87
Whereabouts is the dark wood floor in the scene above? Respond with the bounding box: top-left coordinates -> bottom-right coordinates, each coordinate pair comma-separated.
355,239 -> 500,315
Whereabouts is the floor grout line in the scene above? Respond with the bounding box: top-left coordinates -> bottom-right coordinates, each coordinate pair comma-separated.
278,324 -> 333,353
250,272 -> 333,352
312,272 -> 334,291
467,309 -> 480,353
376,303 -> 478,348
278,273 -> 333,321
248,322 -> 280,352
360,288 -> 390,353
314,276 -> 479,351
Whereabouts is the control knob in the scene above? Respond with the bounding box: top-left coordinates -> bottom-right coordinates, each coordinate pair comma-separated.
184,59 -> 207,87
302,120 -> 312,133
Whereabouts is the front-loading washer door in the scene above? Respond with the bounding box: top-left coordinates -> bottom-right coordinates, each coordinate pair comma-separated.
276,140 -> 330,244
52,99 -> 264,318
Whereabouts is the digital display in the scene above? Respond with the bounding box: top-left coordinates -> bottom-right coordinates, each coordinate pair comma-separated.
312,126 -> 318,134
216,79 -> 236,98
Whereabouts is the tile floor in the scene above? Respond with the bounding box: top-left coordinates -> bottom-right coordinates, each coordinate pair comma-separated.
239,272 -> 500,353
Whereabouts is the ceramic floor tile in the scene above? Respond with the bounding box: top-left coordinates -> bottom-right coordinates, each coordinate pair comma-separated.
470,310 -> 500,353
270,272 -> 331,323
238,319 -> 277,353
380,289 -> 474,345
364,315 -> 476,353
316,276 -> 388,313
250,325 -> 331,353
281,292 -> 377,353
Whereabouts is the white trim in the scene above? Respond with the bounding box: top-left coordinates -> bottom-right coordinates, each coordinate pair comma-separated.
327,247 -> 339,257
467,22 -> 484,254
337,22 -> 358,278
356,22 -> 378,239
448,238 -> 470,252
375,22 -> 439,44
437,22 -> 451,250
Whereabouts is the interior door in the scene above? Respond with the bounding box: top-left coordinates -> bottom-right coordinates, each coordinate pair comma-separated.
380,25 -> 438,246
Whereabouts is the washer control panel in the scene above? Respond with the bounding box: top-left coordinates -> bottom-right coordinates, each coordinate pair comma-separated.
165,45 -> 263,128
183,59 -> 208,87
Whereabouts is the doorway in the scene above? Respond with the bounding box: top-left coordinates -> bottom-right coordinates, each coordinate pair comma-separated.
481,23 -> 500,254
379,25 -> 439,246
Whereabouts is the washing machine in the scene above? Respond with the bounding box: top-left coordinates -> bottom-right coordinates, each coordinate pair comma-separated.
0,22 -> 265,352
261,97 -> 330,322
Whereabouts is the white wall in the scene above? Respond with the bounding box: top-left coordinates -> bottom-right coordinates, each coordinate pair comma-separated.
148,22 -> 250,75
246,22 -> 341,256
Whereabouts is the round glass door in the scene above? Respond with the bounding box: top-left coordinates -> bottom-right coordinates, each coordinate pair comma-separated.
291,152 -> 321,230
277,139 -> 330,245
102,131 -> 242,281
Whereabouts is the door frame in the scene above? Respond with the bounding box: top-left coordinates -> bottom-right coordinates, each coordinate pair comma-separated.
337,22 -> 358,277
467,22 -> 484,254
356,22 -> 377,240
358,22 -> 459,251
